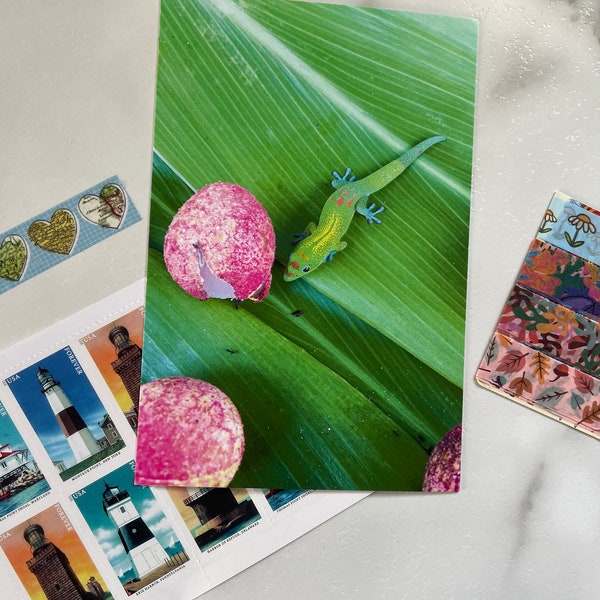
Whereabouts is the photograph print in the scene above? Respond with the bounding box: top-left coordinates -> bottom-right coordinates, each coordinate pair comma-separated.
142,0 -> 477,491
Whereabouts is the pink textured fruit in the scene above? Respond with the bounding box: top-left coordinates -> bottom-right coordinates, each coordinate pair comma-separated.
135,376 -> 244,488
164,182 -> 275,302
422,424 -> 462,493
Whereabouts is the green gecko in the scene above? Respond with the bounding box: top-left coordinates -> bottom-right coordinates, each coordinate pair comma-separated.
283,135 -> 445,281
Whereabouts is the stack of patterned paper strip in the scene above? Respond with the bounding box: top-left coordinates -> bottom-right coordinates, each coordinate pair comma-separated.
476,190 -> 600,439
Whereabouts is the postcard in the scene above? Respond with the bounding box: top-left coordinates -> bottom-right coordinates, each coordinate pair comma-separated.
139,0 -> 477,491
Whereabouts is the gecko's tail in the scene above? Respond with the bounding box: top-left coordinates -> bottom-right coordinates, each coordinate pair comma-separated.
355,134 -> 445,193
398,135 -> 445,168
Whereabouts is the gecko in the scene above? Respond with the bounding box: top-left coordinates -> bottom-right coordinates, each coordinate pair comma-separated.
283,135 -> 445,281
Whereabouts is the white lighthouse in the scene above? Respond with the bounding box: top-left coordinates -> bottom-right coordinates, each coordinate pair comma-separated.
36,366 -> 100,463
102,482 -> 169,578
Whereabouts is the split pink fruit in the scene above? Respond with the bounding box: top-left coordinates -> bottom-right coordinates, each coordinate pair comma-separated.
422,424 -> 462,493
164,182 -> 275,302
135,376 -> 245,488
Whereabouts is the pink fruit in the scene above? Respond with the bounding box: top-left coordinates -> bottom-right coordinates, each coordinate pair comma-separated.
135,376 -> 244,488
422,424 -> 462,493
163,182 -> 275,302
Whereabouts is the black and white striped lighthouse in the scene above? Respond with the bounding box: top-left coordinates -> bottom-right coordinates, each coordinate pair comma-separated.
102,482 -> 168,578
36,366 -> 99,462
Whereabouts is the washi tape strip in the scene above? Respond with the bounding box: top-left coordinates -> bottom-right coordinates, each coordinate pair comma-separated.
518,238 -> 600,319
0,177 -> 141,295
537,190 -> 600,265
498,284 -> 600,377
476,331 -> 600,439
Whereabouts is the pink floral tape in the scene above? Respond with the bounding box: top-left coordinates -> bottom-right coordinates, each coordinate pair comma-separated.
498,284 -> 600,377
476,331 -> 600,437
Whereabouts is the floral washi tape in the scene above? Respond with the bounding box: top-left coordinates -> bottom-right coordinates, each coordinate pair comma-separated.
538,190 -> 600,262
517,238 -> 600,318
477,332 -> 600,437
476,191 -> 600,439
497,284 -> 600,377
0,177 -> 141,294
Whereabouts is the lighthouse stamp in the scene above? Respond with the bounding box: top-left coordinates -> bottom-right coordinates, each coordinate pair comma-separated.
71,461 -> 192,595
0,402 -> 51,520
0,502 -> 114,600
4,345 -> 125,481
166,487 -> 261,553
79,305 -> 145,433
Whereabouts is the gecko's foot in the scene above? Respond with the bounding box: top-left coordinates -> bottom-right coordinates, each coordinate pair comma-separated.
324,250 -> 337,263
362,203 -> 384,224
331,167 -> 356,189
291,232 -> 307,245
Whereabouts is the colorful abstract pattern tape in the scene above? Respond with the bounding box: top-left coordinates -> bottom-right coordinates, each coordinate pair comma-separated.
498,285 -> 600,377
518,239 -> 600,318
0,177 -> 141,294
476,190 -> 600,440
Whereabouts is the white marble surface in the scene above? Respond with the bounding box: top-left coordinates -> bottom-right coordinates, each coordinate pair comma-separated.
2,0 -> 600,598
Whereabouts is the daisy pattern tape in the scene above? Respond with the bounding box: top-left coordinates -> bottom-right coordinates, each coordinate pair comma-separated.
0,177 -> 141,295
537,190 -> 600,263
476,191 -> 600,441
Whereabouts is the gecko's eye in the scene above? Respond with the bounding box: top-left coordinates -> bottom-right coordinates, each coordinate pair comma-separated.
302,266 -> 311,273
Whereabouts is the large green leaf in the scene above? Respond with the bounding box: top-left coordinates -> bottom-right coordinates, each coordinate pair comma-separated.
144,0 -> 477,490
146,154 -> 461,489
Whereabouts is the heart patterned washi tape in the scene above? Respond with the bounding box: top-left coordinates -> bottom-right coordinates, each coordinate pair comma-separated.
0,235 -> 28,281
28,208 -> 78,255
0,176 -> 140,295
78,183 -> 127,229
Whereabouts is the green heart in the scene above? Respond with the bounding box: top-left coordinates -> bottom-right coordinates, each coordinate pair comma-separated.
0,235 -> 28,281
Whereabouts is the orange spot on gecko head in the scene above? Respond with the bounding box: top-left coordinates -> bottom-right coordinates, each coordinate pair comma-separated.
284,260 -> 304,281
336,197 -> 344,207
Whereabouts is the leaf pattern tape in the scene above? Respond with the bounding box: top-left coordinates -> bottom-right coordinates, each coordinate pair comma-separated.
477,191 -> 600,442
476,332 -> 600,436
